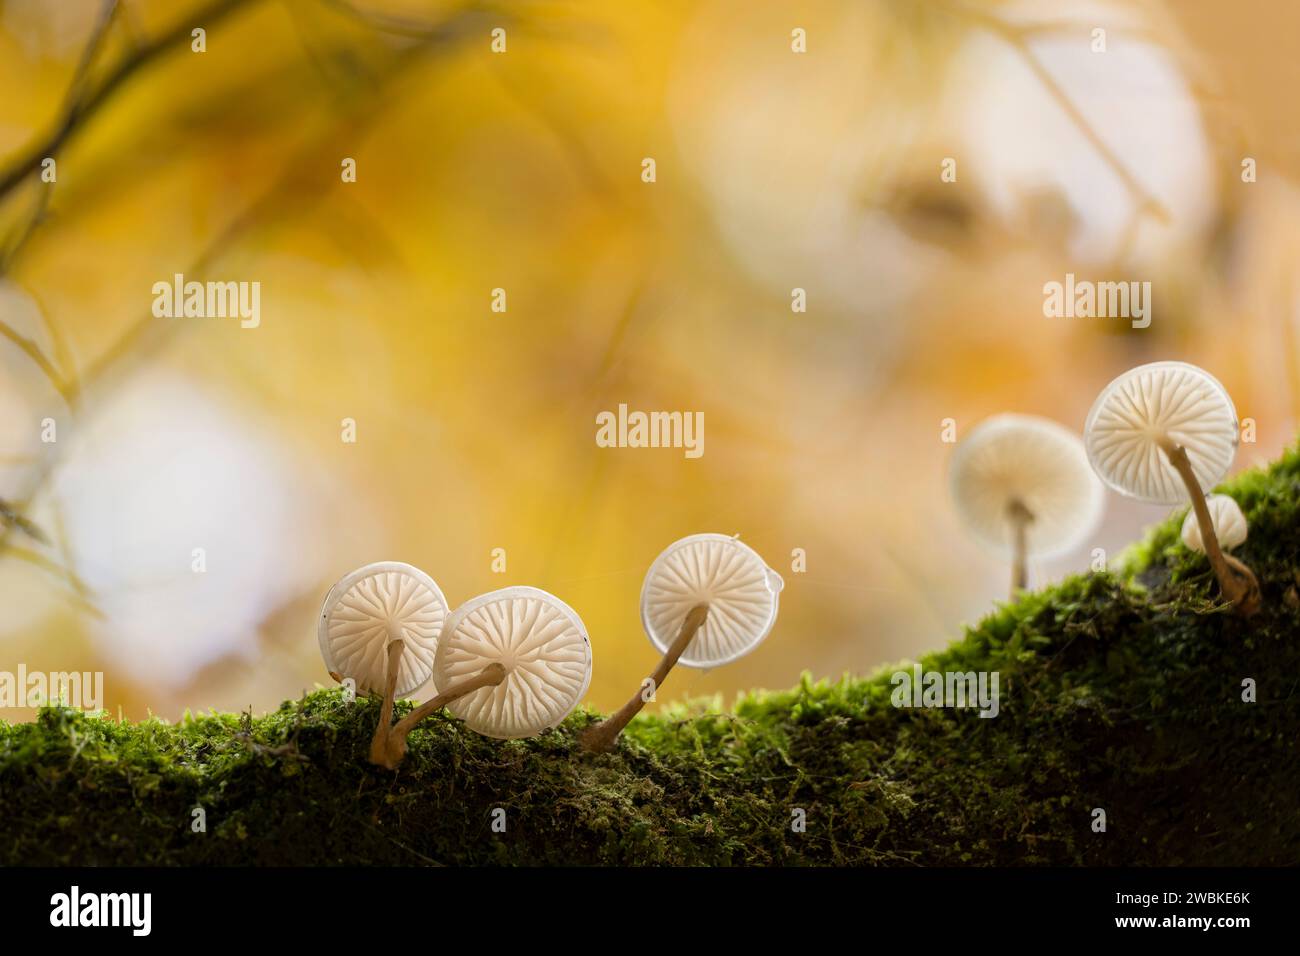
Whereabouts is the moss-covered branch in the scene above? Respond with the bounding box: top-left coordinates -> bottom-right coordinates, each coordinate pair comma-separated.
4,448 -> 1300,866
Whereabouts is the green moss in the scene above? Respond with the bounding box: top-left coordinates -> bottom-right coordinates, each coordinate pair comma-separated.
4,446 -> 1300,865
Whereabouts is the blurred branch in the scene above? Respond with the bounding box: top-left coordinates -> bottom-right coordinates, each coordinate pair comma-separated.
941,1 -> 1171,226
62,0 -> 123,123
77,6 -> 498,392
0,318 -> 76,405
319,0 -> 468,39
3,541 -> 102,617
0,497 -> 48,545
0,0 -> 117,265
23,283 -> 79,407
0,494 -> 100,617
282,1 -> 380,92
0,180 -> 52,272
0,0 -> 261,201
0,4 -> 500,568
0,2 -> 128,405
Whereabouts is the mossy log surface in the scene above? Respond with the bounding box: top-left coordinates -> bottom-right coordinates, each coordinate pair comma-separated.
4,449 -> 1300,866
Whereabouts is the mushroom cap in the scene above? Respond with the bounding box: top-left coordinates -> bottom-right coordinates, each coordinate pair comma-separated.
1084,361 -> 1238,504
640,533 -> 783,669
434,586 -> 592,739
949,414 -> 1105,560
318,562 -> 448,698
1181,493 -> 1248,553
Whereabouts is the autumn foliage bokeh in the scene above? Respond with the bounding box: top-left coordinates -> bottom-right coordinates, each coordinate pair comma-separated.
2,0 -> 1299,721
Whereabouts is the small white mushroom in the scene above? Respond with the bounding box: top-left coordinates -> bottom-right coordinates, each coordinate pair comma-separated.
318,561 -> 447,698
1084,361 -> 1238,505
318,562 -> 458,769
432,586 -> 593,739
949,414 -> 1104,598
581,534 -> 782,752
370,586 -> 589,766
1181,494 -> 1247,553
1084,361 -> 1259,616
640,533 -> 783,667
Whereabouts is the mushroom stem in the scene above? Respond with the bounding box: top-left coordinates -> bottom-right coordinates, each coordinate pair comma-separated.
1157,437 -> 1261,617
367,639 -> 406,766
370,663 -> 508,770
580,604 -> 710,754
1007,498 -> 1034,599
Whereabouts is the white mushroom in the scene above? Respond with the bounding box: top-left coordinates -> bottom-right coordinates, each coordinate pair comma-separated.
318,562 -> 458,769
1084,361 -> 1259,616
1084,361 -> 1238,505
640,533 -> 783,667
1181,494 -> 1247,553
318,561 -> 447,698
949,414 -> 1104,598
370,586 -> 590,767
581,534 -> 782,752
432,586 -> 593,739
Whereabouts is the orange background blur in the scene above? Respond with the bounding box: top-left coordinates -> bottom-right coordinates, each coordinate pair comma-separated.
2,0 -> 1299,721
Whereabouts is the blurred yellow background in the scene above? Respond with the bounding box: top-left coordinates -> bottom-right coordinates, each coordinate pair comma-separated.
2,0 -> 1299,721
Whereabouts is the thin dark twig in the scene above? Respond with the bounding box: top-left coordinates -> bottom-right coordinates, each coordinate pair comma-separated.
2,0 -> 117,269
0,321 -> 74,403
0,498 -> 49,544
0,0 -> 261,200
0,6 -> 499,569
1,0 -> 238,405
2,542 -> 101,616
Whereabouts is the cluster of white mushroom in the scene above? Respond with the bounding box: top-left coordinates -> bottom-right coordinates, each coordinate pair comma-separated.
318,361 -> 1260,771
318,534 -> 783,768
950,361 -> 1260,617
